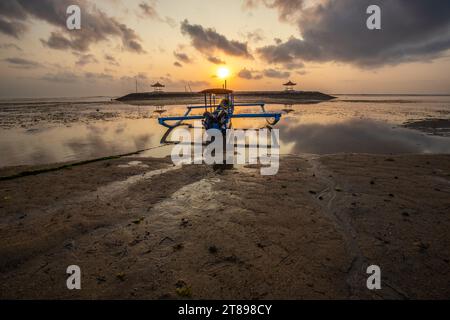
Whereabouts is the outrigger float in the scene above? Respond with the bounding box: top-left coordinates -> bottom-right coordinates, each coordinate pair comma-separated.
158,88 -> 282,132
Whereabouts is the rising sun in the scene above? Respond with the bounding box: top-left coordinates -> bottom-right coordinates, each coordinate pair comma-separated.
217,66 -> 230,79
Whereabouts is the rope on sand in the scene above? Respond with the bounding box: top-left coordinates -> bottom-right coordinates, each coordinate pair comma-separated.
0,144 -> 170,181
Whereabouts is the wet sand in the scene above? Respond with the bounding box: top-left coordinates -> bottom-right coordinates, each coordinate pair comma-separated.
0,154 -> 449,299
403,118 -> 450,137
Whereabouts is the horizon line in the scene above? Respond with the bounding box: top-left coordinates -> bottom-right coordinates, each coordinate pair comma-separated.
1,92 -> 450,100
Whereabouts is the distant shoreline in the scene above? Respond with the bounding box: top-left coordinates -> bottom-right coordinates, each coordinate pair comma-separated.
115,90 -> 336,105
1,93 -> 449,102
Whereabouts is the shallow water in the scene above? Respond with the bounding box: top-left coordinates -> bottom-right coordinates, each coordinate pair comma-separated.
0,95 -> 449,168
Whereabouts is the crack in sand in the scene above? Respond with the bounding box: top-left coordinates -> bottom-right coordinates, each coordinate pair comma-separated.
304,154 -> 368,298
92,165 -> 182,200
305,155 -> 412,299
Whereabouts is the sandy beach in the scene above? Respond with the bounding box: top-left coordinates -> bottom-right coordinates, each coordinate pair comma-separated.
1,153 -> 449,299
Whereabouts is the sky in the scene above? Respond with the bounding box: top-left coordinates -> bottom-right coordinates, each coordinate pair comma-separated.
0,0 -> 450,98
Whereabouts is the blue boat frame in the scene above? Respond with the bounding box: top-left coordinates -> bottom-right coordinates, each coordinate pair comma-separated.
158,90 -> 282,130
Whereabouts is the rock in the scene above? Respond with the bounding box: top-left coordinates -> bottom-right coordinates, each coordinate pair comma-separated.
96,276 -> 106,284
132,217 -> 145,224
175,280 -> 192,297
180,218 -> 189,227
116,272 -> 126,281
208,245 -> 218,254
173,243 -> 184,251
414,241 -> 429,252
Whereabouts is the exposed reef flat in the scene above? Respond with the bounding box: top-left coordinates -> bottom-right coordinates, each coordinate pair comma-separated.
1,154 -> 449,299
116,91 -> 336,105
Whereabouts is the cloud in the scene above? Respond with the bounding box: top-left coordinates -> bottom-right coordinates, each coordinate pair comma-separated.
206,56 -> 226,65
237,67 -> 289,79
40,32 -> 73,50
3,57 -> 41,69
263,68 -> 290,78
173,61 -> 183,67
237,68 -> 263,80
283,61 -> 304,69
75,53 -> 98,66
138,2 -> 159,19
104,54 -> 119,66
256,0 -> 450,67
0,43 -> 22,51
180,19 -> 253,58
40,71 -> 114,84
119,73 -> 149,87
158,77 -> 209,90
243,0 -> 304,22
84,72 -> 113,81
0,17 -> 27,38
138,1 -> 176,28
0,0 -> 145,53
241,29 -> 265,43
41,72 -> 79,83
173,51 -> 192,63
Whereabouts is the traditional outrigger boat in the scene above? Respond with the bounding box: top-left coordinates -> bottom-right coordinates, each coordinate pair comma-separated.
158,88 -> 282,132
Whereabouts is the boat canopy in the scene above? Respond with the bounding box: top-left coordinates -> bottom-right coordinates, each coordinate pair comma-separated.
199,88 -> 233,95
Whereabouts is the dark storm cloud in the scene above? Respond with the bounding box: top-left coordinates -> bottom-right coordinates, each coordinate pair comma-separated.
180,19 -> 253,58
0,0 -> 145,53
173,51 -> 192,63
206,56 -> 226,65
254,0 -> 450,67
0,1 -> 28,19
3,57 -> 41,68
0,17 -> 27,38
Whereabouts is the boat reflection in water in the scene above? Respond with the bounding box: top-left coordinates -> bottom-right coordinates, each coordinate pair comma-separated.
282,104 -> 294,114
152,105 -> 167,118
